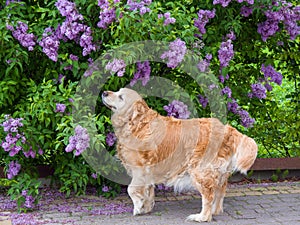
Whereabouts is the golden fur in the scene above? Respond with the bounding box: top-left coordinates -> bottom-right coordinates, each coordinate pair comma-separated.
102,88 -> 257,222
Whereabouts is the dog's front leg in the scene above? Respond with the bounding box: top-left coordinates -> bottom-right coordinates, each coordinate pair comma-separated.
128,184 -> 155,215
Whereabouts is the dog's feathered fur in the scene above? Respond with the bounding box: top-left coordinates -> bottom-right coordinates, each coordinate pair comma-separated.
102,88 -> 257,222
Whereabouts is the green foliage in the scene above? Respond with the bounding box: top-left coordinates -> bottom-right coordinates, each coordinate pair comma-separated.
270,169 -> 290,182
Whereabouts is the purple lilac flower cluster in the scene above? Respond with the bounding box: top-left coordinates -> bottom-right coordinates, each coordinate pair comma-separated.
127,0 -> 152,15
80,27 -> 97,56
55,103 -> 66,113
39,28 -> 60,62
1,115 -> 23,133
197,94 -> 209,108
213,0 -> 231,7
105,58 -> 126,77
238,109 -> 255,128
7,161 -> 21,180
6,0 -> 20,5
197,54 -> 212,72
55,0 -> 83,20
213,0 -> 253,7
221,86 -> 232,98
218,74 -> 229,83
83,58 -> 95,77
227,99 -> 239,114
6,22 -> 36,51
106,132 -> 117,146
240,5 -> 253,17
1,116 -> 26,157
60,20 -> 85,41
21,190 -> 35,209
158,12 -> 176,26
70,54 -> 78,61
130,61 -> 151,86
98,5 -> 115,27
163,100 -> 191,119
23,147 -> 37,158
55,0 -> 96,56
227,99 -> 255,128
65,125 -> 90,156
248,83 -> 267,99
194,9 -> 216,35
97,0 -> 117,29
160,38 -> 187,69
91,173 -> 98,179
218,35 -> 234,69
248,64 -> 283,99
222,87 -> 256,127
1,115 -> 43,161
261,64 -> 283,85
258,1 -> 300,41
102,185 -> 110,192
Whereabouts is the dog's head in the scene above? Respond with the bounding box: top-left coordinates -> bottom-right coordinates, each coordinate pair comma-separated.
102,88 -> 143,114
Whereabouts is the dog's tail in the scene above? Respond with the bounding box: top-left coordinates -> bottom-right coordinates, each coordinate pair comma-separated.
233,136 -> 258,175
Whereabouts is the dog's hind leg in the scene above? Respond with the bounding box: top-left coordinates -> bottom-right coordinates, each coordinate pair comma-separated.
186,169 -> 217,222
212,176 -> 228,215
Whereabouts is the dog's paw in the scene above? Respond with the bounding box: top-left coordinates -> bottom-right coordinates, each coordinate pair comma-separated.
133,208 -> 142,216
186,213 -> 212,222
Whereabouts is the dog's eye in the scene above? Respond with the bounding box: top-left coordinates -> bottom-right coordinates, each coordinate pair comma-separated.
119,95 -> 123,100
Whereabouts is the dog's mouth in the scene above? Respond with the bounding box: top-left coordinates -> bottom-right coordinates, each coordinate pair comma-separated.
102,98 -> 116,110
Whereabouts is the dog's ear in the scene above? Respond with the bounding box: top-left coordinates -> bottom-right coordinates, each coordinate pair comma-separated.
130,100 -> 149,121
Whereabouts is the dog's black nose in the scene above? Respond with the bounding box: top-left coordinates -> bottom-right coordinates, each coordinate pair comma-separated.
102,91 -> 108,97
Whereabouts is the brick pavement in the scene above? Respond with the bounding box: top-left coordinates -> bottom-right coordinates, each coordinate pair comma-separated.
1,182 -> 300,225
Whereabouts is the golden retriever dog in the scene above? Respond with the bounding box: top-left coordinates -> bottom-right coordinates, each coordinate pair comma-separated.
102,88 -> 257,222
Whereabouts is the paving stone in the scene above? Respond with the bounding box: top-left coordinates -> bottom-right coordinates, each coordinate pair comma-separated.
262,190 -> 280,195
226,192 -> 246,197
0,219 -> 12,225
288,189 -> 300,194
243,191 -> 263,196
